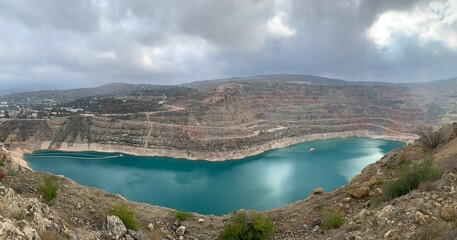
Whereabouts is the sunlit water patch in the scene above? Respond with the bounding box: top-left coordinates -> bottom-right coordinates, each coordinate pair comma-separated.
25,137 -> 403,215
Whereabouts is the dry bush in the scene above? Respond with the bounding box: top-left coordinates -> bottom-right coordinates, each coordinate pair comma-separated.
419,128 -> 445,150
418,180 -> 436,192
41,230 -> 63,240
0,170 -> 5,181
416,221 -> 445,240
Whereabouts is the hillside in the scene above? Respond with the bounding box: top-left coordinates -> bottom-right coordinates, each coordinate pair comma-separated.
0,124 -> 456,239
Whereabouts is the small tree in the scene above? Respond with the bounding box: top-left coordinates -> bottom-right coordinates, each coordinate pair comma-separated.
38,176 -> 58,203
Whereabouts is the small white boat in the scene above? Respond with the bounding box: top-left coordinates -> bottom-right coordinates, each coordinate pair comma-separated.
118,154 -> 124,158
309,148 -> 316,152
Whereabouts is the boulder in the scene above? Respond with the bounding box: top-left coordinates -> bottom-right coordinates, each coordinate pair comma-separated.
147,223 -> 155,231
313,188 -> 324,194
415,211 -> 425,225
102,215 -> 127,240
376,205 -> 394,221
176,226 -> 186,236
347,186 -> 369,199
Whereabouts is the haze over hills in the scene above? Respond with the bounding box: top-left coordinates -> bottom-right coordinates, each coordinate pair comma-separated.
0,83 -> 55,96
2,74 -> 457,100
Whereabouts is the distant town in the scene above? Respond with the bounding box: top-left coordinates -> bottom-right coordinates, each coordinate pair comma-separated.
0,96 -> 88,119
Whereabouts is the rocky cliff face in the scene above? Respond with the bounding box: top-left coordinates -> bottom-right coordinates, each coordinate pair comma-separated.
0,125 -> 456,239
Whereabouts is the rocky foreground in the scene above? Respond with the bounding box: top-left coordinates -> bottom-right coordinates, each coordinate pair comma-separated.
0,125 -> 457,239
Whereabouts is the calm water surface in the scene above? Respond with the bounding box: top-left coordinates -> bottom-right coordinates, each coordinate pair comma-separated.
25,137 -> 403,215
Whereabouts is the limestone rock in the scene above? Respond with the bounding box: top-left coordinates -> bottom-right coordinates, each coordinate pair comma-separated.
127,229 -> 149,240
198,218 -> 205,223
148,222 -> 155,230
415,211 -> 425,225
384,229 -> 392,239
102,215 -> 127,240
0,215 -> 26,240
165,235 -> 176,240
176,226 -> 186,236
347,186 -> 369,199
376,205 -> 394,221
313,188 -> 324,194
22,227 -> 41,240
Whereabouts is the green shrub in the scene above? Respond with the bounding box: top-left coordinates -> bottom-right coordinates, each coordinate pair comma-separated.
175,211 -> 189,221
220,210 -> 275,240
109,205 -> 138,230
38,176 -> 58,203
321,211 -> 344,230
381,157 -> 442,200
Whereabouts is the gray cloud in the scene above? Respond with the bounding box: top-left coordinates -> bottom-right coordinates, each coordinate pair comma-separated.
0,0 -> 456,87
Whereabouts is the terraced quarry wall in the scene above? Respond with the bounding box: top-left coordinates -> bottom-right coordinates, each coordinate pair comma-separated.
3,80 -> 454,159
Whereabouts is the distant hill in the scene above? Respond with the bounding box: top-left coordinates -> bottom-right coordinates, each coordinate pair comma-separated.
183,74 -> 350,88
0,83 -> 54,96
1,83 -> 135,99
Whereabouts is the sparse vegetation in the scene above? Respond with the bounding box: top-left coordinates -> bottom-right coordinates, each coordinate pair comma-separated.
220,210 -> 275,240
321,211 -> 344,230
381,157 -> 442,201
419,128 -> 445,150
175,211 -> 190,221
386,162 -> 396,170
38,176 -> 58,203
415,220 -> 447,240
108,205 -> 138,230
41,229 -> 64,240
398,151 -> 407,164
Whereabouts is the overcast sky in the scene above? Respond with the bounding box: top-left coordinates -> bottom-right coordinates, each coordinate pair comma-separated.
0,0 -> 456,88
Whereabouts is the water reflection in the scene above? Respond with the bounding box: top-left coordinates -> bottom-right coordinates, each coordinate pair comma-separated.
25,137 -> 403,215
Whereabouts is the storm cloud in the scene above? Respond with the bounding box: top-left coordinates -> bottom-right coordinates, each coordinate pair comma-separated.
0,0 -> 456,87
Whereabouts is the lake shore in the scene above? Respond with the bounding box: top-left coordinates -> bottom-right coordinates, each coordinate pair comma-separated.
13,130 -> 417,168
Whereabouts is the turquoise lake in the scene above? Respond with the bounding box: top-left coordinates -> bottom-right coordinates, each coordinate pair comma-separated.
24,137 -> 404,215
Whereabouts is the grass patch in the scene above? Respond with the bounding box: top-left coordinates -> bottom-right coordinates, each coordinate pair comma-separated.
220,210 -> 275,240
381,157 -> 442,201
175,211 -> 190,221
321,211 -> 344,230
38,176 -> 58,203
386,162 -> 396,170
109,205 -> 138,230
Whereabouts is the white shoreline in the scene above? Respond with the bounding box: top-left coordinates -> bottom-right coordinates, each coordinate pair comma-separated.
11,130 -> 418,169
